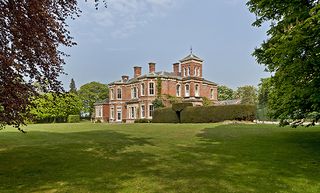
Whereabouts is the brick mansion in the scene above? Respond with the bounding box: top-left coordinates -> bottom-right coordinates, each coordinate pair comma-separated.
94,52 -> 218,123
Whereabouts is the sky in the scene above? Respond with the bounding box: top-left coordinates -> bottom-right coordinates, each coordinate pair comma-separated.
61,0 -> 271,90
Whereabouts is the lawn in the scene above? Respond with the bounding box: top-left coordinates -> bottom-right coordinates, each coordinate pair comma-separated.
0,123 -> 319,193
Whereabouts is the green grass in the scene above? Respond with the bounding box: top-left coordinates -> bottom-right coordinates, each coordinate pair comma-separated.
0,123 -> 320,193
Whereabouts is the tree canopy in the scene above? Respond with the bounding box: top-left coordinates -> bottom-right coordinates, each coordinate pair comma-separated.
247,0 -> 320,120
78,82 -> 109,117
0,1 -> 106,130
235,86 -> 258,105
218,85 -> 235,101
69,78 -> 77,94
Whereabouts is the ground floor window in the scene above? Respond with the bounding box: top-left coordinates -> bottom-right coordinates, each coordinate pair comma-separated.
110,107 -> 114,120
141,105 -> 145,118
129,106 -> 136,119
149,104 -> 154,118
117,107 -> 122,121
96,106 -> 103,117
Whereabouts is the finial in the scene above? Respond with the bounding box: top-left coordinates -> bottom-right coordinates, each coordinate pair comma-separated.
190,46 -> 193,55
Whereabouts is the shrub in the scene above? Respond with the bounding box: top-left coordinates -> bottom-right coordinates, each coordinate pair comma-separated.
172,103 -> 193,112
152,107 -> 180,123
68,115 -> 80,123
134,119 -> 152,123
181,105 -> 256,123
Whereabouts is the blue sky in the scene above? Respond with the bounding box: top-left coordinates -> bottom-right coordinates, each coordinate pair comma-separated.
61,0 -> 271,90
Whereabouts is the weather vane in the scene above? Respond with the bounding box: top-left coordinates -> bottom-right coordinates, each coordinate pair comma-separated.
190,46 -> 193,54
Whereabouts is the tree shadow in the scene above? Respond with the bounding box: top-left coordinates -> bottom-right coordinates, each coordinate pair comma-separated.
0,130 -> 156,192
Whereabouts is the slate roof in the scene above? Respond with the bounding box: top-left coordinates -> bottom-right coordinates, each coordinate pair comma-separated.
180,53 -> 203,63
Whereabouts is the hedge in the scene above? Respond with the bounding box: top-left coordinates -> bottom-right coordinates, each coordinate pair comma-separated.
152,107 -> 180,123
172,103 -> 193,112
68,115 -> 80,123
180,105 -> 256,123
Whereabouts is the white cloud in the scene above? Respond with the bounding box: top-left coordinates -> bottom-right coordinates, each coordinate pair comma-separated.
78,0 -> 179,39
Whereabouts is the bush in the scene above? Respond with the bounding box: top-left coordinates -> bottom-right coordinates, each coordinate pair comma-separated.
181,105 -> 256,123
152,107 -> 180,123
134,119 -> 152,123
172,103 -> 193,112
68,115 -> 80,123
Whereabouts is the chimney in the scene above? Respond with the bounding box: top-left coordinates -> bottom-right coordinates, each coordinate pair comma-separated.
173,63 -> 180,76
149,62 -> 156,73
134,66 -> 142,78
122,75 -> 129,82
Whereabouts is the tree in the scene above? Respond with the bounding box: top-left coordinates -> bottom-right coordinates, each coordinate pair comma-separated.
31,93 -> 82,123
247,1 -> 320,121
257,78 -> 273,121
235,86 -> 258,105
152,98 -> 165,109
0,1 -> 106,130
218,85 -> 235,100
78,82 -> 109,117
69,78 -> 77,93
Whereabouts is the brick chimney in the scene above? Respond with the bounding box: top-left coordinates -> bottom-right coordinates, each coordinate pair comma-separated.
173,63 -> 180,76
149,62 -> 156,73
122,75 -> 129,82
134,66 -> 142,78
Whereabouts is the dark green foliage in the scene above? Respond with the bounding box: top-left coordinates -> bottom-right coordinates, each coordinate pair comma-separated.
156,77 -> 162,98
152,108 -> 179,123
78,81 -> 109,117
134,119 -> 152,123
152,98 -> 164,109
247,0 -> 320,122
180,105 -> 256,123
68,115 -> 80,123
172,103 -> 193,112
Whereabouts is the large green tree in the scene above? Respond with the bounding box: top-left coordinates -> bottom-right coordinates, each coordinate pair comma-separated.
78,82 -> 109,117
218,85 -> 235,101
0,1 -> 106,130
247,0 -> 320,120
31,93 -> 82,123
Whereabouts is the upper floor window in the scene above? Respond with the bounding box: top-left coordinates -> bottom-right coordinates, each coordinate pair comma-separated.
210,89 -> 214,99
194,67 -> 197,76
141,105 -> 145,118
131,87 -> 137,99
110,89 -> 114,100
149,82 -> 155,95
195,84 -> 200,97
176,84 -> 181,97
197,68 -> 201,77
141,83 -> 145,96
117,88 -> 122,99
187,67 -> 190,76
184,68 -> 187,76
185,84 -> 190,97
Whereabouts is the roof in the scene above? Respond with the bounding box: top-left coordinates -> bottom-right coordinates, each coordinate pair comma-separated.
180,53 -> 203,63
203,79 -> 218,86
94,99 -> 109,105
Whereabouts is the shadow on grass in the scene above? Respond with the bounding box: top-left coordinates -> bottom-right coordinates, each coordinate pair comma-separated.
0,130 -> 156,193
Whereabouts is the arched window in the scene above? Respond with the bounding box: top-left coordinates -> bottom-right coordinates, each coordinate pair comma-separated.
185,84 -> 190,97
195,84 -> 200,97
198,68 -> 201,76
210,89 -> 214,99
187,67 -> 190,76
176,84 -> 181,97
184,68 -> 187,76
194,67 -> 197,76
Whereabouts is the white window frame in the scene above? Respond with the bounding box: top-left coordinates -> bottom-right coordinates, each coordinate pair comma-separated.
187,66 -> 190,76
195,84 -> 200,97
116,107 -> 122,121
194,67 -> 197,76
129,106 -> 136,119
210,89 -> 214,99
117,88 -> 122,99
198,68 -> 201,77
131,87 -> 137,99
149,82 -> 155,96
141,105 -> 145,118
96,105 -> 103,118
110,106 -> 114,120
141,83 -> 145,96
185,84 -> 190,97
110,89 -> 114,100
176,84 -> 181,97
149,104 -> 154,118
184,68 -> 187,76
